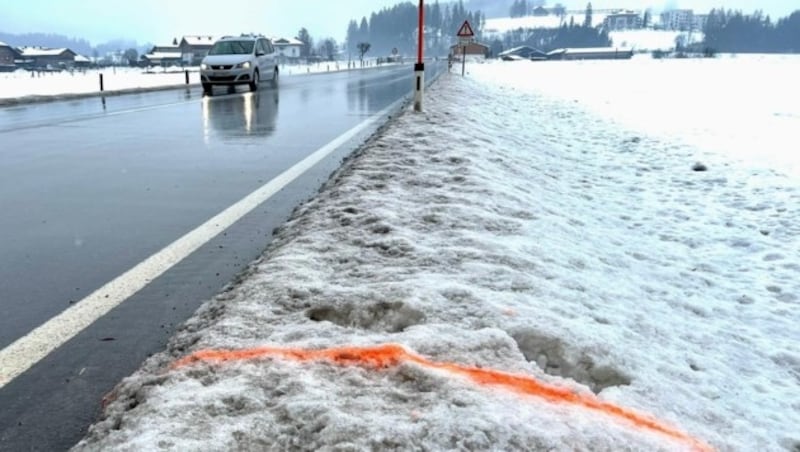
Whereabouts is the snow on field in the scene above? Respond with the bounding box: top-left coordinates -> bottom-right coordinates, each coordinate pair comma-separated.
0,68 -> 197,100
489,54 -> 800,178
74,59 -> 799,451
0,59 -> 396,102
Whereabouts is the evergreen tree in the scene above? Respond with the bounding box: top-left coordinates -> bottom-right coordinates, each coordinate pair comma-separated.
342,0 -> 485,57
584,3 -> 593,28
703,8 -> 800,53
297,28 -> 312,58
320,38 -> 337,61
431,1 -> 443,34
553,3 -> 567,19
434,0 -> 447,50
346,20 -> 359,55
359,17 -> 369,46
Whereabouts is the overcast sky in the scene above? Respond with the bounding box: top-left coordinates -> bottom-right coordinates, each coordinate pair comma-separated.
0,0 -> 796,45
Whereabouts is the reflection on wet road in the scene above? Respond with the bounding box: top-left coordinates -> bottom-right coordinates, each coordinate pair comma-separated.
202,90 -> 279,142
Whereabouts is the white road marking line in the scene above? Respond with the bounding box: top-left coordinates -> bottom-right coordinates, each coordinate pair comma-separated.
100,100 -> 198,117
0,99 -> 199,133
0,97 -> 405,389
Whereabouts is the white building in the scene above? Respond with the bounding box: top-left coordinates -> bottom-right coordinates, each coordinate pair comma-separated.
179,36 -> 215,66
272,37 -> 304,61
603,10 -> 643,31
660,9 -> 694,31
693,14 -> 709,31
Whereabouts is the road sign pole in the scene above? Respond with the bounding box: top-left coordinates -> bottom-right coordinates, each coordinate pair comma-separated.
456,20 -> 474,78
462,46 -> 466,77
414,0 -> 425,112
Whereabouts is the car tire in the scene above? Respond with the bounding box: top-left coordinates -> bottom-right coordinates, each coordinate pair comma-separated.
270,69 -> 279,89
249,70 -> 260,92
202,83 -> 212,95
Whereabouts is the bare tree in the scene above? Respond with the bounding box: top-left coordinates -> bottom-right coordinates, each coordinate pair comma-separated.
123,48 -> 138,66
297,28 -> 313,58
321,38 -> 337,61
357,42 -> 371,63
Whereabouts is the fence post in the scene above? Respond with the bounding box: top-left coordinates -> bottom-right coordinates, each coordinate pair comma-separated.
99,73 -> 104,92
185,70 -> 190,84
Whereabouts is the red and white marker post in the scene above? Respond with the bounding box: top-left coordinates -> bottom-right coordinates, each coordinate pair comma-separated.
414,0 -> 425,112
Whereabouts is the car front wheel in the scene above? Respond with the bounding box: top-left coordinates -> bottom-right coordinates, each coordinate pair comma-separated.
249,70 -> 260,92
202,83 -> 212,95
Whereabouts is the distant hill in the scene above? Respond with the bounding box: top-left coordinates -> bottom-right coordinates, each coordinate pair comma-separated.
0,32 -> 93,55
0,31 -> 149,57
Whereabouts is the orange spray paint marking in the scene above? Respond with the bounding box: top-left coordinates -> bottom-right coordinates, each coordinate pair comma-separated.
172,344 -> 713,452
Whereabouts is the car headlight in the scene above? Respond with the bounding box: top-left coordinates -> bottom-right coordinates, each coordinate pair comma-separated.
237,61 -> 252,69
200,63 -> 208,70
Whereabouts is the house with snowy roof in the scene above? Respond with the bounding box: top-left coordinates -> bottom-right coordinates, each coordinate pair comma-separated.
0,41 -> 21,71
73,54 -> 92,68
272,37 -> 304,62
546,47 -> 633,60
18,47 -> 77,69
179,36 -> 215,65
142,45 -> 183,67
498,46 -> 547,60
450,42 -> 490,60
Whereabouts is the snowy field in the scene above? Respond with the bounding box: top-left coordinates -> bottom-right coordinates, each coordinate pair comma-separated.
74,57 -> 798,451
0,59 -> 396,102
498,54 -> 800,177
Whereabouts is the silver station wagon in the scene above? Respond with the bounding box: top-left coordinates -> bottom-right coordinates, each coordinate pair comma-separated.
200,35 -> 279,94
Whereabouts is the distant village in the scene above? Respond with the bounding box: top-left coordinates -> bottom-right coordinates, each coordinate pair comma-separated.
494,6 -> 709,32
461,7 -> 712,61
0,5 -> 774,72
0,35 -> 306,72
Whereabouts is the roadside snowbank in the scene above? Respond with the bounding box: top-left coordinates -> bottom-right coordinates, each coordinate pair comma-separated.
74,60 -> 799,451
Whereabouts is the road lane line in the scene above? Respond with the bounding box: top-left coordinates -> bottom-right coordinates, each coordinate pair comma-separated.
0,99 -> 200,134
0,96 -> 406,389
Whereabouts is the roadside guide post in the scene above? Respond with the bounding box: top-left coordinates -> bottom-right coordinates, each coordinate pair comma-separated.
456,20 -> 475,78
414,0 -> 425,112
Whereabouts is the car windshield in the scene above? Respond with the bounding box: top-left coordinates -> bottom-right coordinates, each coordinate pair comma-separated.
208,41 -> 254,55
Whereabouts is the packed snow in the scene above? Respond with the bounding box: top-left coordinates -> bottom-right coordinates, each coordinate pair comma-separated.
74,57 -> 799,451
0,59 -> 398,103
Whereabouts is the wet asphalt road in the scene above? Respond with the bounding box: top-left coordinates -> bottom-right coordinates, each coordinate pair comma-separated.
0,62 -> 443,451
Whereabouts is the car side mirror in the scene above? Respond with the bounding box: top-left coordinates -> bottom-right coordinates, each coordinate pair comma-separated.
256,51 -> 265,57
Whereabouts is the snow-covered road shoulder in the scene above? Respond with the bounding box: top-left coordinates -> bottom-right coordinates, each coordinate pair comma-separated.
74,61 -> 799,452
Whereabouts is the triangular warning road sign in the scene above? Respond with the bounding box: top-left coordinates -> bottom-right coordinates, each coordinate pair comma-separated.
456,20 -> 475,37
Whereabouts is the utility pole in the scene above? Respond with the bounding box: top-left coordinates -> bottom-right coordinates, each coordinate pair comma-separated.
414,0 -> 425,112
